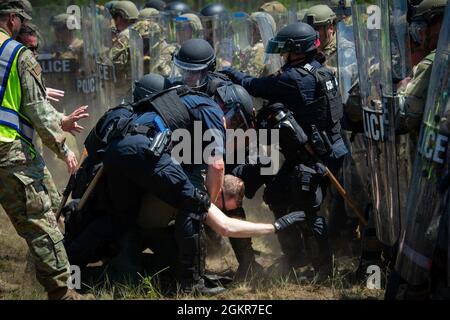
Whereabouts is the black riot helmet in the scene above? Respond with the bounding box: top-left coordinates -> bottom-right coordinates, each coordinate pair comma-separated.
200,3 -> 228,17
133,74 -> 172,101
215,84 -> 255,130
145,0 -> 166,11
171,38 -> 216,88
164,1 -> 190,15
256,103 -> 309,159
266,22 -> 320,54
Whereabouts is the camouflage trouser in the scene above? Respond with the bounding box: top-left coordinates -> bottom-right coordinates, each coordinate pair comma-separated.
0,140 -> 70,292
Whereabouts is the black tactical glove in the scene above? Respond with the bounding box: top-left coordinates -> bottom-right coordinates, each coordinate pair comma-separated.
273,211 -> 306,233
219,67 -> 237,82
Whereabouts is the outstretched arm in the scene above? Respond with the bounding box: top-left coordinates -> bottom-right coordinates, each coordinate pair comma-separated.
204,204 -> 305,238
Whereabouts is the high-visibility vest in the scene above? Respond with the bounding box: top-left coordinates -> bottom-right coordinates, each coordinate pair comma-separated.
0,37 -> 34,146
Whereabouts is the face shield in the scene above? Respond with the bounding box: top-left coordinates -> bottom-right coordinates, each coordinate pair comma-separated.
170,57 -> 210,88
266,32 -> 320,55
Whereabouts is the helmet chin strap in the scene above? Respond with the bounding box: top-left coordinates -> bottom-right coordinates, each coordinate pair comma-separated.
287,53 -> 308,65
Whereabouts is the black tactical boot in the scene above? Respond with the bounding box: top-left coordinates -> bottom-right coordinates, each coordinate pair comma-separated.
177,234 -> 226,296
230,237 -> 264,282
303,216 -> 333,283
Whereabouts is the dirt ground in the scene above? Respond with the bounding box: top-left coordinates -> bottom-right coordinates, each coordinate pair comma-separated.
0,199 -> 384,300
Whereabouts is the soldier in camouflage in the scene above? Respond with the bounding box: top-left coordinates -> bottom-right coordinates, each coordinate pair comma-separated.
0,0 -> 92,300
259,1 -> 288,32
108,1 -> 141,103
235,12 -> 276,78
303,4 -> 337,72
399,0 -> 447,154
137,7 -> 177,77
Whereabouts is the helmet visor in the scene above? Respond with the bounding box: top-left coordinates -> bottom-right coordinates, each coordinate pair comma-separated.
170,57 -> 209,87
224,107 -> 249,130
266,39 -> 285,54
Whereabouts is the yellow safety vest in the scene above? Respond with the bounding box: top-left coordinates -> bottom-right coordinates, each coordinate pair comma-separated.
0,36 -> 34,146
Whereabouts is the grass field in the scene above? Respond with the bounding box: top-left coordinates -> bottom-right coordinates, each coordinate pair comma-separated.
0,199 -> 384,300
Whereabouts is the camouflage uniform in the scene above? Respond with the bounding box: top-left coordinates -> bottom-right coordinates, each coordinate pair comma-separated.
322,34 -> 337,73
132,19 -> 175,77
109,27 -> 134,102
32,13 -> 82,189
401,51 -> 435,139
0,26 -> 71,293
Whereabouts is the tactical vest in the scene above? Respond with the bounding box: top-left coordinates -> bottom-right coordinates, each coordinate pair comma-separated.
0,38 -> 32,146
293,63 -> 343,140
85,85 -> 210,161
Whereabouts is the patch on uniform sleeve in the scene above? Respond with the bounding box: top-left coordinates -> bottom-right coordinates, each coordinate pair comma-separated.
23,51 -> 42,80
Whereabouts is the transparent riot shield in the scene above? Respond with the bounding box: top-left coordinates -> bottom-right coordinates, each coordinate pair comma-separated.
137,16 -> 166,75
352,0 -> 406,246
255,13 -> 282,75
34,6 -> 83,115
201,14 -> 233,69
230,12 -> 252,70
396,3 -> 450,286
32,6 -> 85,189
94,6 -> 116,112
335,6 -> 370,219
129,28 -> 144,94
173,16 -> 199,47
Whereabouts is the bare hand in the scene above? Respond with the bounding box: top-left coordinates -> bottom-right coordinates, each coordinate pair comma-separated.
61,106 -> 89,135
64,150 -> 78,175
46,88 -> 65,102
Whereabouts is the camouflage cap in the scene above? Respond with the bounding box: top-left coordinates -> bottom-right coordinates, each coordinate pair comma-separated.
180,13 -> 203,32
304,4 -> 336,26
138,8 -> 160,20
50,13 -> 71,29
21,0 -> 31,16
0,0 -> 32,21
110,0 -> 139,21
259,1 -> 287,14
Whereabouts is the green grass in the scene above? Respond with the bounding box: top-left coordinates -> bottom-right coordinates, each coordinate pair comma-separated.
1,205 -> 384,300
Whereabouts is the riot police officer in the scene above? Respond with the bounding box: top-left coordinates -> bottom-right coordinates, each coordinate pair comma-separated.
171,38 -> 233,97
221,22 -> 348,173
170,39 -> 268,280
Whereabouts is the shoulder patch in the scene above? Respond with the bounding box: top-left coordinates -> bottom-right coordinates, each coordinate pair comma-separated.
21,49 -> 42,79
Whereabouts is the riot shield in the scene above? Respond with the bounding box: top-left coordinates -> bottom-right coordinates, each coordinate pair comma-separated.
351,0 -> 409,246
136,16 -> 167,75
34,6 -> 84,115
335,6 -> 370,219
33,6 -> 85,189
94,5 -> 116,115
230,12 -> 252,70
396,3 -> 450,286
173,16 -> 201,47
201,14 -> 233,69
255,13 -> 282,75
129,28 -> 144,94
